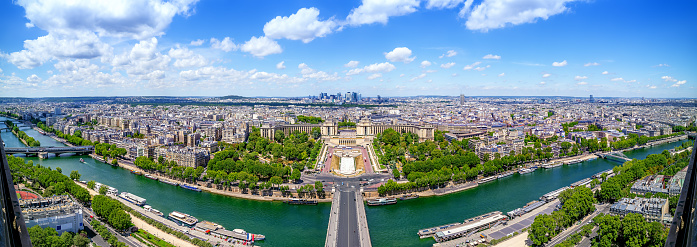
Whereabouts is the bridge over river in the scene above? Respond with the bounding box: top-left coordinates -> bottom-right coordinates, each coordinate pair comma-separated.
4,146 -> 94,158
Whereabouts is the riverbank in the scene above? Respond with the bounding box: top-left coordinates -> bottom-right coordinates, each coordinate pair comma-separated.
105,155 -> 333,203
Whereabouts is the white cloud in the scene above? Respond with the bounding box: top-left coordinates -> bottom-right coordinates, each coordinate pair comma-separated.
574,75 -> 587,81
47,59 -> 127,88
241,36 -> 282,58
498,73 -> 505,77
625,79 -> 636,83
463,0 -> 576,32
367,73 -> 382,80
671,80 -> 687,88
7,32 -> 111,69
346,62 -> 396,75
425,69 -> 438,73
168,46 -> 207,68
576,81 -> 588,85
601,71 -> 609,75
542,73 -> 551,78
190,39 -> 204,46
346,0 -> 420,26
473,65 -> 490,71
654,64 -> 670,67
410,73 -> 427,81
276,61 -> 286,70
345,60 -> 360,68
263,7 -> 337,43
552,60 -> 567,67
458,0 -> 476,18
610,77 -> 624,82
17,0 -> 199,40
298,63 -> 340,81
439,50 -> 457,58
463,61 -> 481,70
426,0 -> 464,9
647,85 -> 657,89
662,76 -> 677,82
452,73 -> 458,77
210,37 -> 237,52
420,60 -> 432,68
584,62 -> 600,66
482,54 -> 501,60
440,62 -> 455,69
110,37 -> 171,77
25,22 -> 34,28
539,81 -> 546,85
27,74 -> 41,82
385,47 -> 415,63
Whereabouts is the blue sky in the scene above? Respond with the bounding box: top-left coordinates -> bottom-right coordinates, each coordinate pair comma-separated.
0,0 -> 695,98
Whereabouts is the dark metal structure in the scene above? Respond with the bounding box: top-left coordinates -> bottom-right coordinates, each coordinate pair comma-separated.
0,135 -> 32,246
665,140 -> 697,247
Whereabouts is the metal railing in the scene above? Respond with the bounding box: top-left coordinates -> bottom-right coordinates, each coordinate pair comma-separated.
0,135 -> 32,246
665,140 -> 697,247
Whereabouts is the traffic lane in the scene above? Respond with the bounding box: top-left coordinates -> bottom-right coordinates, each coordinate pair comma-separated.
336,191 -> 361,247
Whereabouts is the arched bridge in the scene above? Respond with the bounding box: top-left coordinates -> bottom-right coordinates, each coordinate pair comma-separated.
4,146 -> 94,158
599,151 -> 632,163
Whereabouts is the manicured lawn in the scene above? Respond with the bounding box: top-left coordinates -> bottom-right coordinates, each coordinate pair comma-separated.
134,229 -> 176,247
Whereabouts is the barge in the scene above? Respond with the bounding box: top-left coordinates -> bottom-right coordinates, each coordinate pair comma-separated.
284,198 -> 318,205
131,170 -> 142,175
518,167 -> 536,175
180,184 -> 202,192
119,192 -> 146,206
144,174 -> 158,180
433,212 -> 507,242
497,171 -> 514,179
418,222 -> 463,239
160,180 -> 179,186
478,176 -> 497,184
366,198 -> 397,206
400,194 -> 419,200
195,221 -> 265,242
168,211 -> 198,228
143,205 -> 164,217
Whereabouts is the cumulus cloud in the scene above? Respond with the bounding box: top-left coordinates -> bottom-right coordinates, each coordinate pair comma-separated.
552,60 -> 567,67
625,79 -> 636,83
367,73 -> 382,80
210,37 -> 237,52
671,80 -> 687,88
345,60 -> 360,68
241,36 -> 282,58
576,81 -> 587,85
473,65 -> 490,71
346,0 -> 420,26
482,54 -> 501,60
440,62 -> 455,69
27,74 -> 41,82
602,71 -> 609,75
463,61 -> 481,70
385,47 -> 415,63
17,0 -> 199,40
298,63 -> 340,81
439,50 -> 457,58
647,85 -> 657,89
426,0 -> 464,9
110,37 -> 171,77
662,76 -> 677,82
610,77 -> 624,82
263,8 -> 337,43
542,73 -> 551,78
190,39 -> 204,46
410,73 -> 427,81
420,60 -> 432,68
584,62 -> 600,66
276,61 -> 286,70
346,62 -> 396,75
498,73 -> 505,77
7,32 -> 111,69
48,59 -> 127,87
168,46 -> 207,68
539,81 -> 546,85
25,22 -> 34,28
463,0 -> 577,32
574,75 -> 587,81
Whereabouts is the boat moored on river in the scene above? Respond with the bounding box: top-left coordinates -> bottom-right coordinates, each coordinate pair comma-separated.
478,176 -> 497,184
144,174 -> 158,180
497,171 -> 514,179
367,198 -> 397,206
119,192 -> 146,206
160,179 -> 179,186
180,184 -> 202,192
400,194 -> 419,200
168,211 -> 198,228
284,198 -> 318,205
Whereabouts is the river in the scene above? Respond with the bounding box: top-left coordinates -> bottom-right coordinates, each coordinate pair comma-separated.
1,117 -> 687,246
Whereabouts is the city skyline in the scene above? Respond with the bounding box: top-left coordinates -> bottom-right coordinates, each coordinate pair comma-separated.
0,0 -> 695,98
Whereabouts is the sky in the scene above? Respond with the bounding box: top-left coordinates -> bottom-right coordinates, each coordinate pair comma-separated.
0,0 -> 695,98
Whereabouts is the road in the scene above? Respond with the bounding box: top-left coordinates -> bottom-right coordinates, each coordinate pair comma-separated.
336,183 -> 360,247
81,205 -> 144,247
544,203 -> 609,246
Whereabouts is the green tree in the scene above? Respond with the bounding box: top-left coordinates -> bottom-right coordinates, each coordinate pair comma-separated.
622,213 -> 648,247
69,170 -> 81,180
311,127 -> 322,140
290,169 -> 301,182
529,214 -> 557,245
87,180 -> 96,189
274,131 -> 285,143
99,186 -> 108,195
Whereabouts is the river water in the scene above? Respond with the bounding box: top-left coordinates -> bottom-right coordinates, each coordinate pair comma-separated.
1,117 -> 687,246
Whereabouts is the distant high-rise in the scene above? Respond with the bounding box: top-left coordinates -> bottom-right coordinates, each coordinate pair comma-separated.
460,94 -> 465,106
589,95 -> 595,103
54,107 -> 61,115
